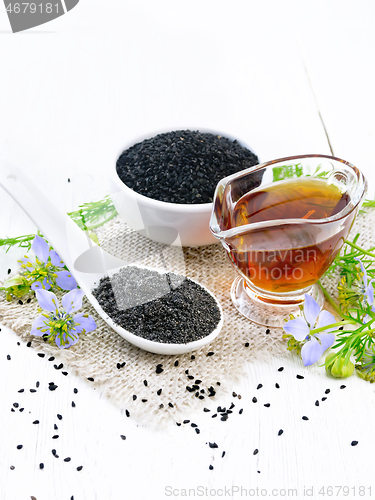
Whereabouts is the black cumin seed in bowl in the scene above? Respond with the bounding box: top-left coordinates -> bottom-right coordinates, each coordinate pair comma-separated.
116,130 -> 259,205
91,266 -> 223,354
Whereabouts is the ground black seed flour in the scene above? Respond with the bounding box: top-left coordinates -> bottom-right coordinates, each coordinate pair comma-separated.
92,266 -> 221,344
116,130 -> 259,204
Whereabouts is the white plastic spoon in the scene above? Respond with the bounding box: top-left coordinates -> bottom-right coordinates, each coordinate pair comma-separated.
0,161 -> 223,355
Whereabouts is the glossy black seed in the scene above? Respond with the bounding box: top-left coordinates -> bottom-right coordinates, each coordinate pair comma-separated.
207,352 -> 214,356
278,367 -> 284,372
156,364 -> 163,374
54,424 -> 58,430
222,451 -> 226,458
18,300 -> 23,305
244,342 -> 249,347
49,384 -> 58,391
48,357 -> 55,361
36,381 -> 40,388
232,392 -> 237,397
187,375 -> 194,380
68,178 -> 70,182
209,442 -> 218,448
74,388 -> 78,394
71,401 -> 76,407
253,449 -> 259,455
239,409 -> 243,414
278,429 -> 284,436
61,371 -> 68,376
315,400 -> 319,406
19,408 -> 24,412
264,403 -> 270,408
176,422 -> 181,426
325,389 -> 330,394
126,410 -> 130,417
351,440 -> 358,446
322,397 -> 327,401
52,435 -> 59,439
195,379 -> 202,384
183,420 -> 190,424
302,416 -> 309,420
77,466 -> 83,471
116,130 -> 258,204
27,298 -> 31,303
10,465 -> 15,470
220,415 -> 228,421
168,402 -> 174,408
18,389 -> 24,393
257,384 -> 263,390
203,408 -> 210,412
52,449 -> 57,456
191,423 -> 197,428
266,328 -> 270,334
229,403 -> 235,410
340,385 -> 346,389
39,463 -> 44,469
143,380 -> 148,386
209,465 -> 214,470
64,457 -> 71,462
191,355 -> 195,360
120,435 -> 126,440
13,403 -> 19,408
212,414 -> 217,418
7,355 -> 11,360
26,342 -> 32,347
30,389 -> 36,393
11,408 -> 15,412
57,414 -> 62,420
155,389 -> 162,396
33,420 -> 39,425
275,383 -> 280,389
195,428 -> 200,434
16,445 -> 23,449
87,377 -> 94,382
252,397 -> 257,403
296,375 -> 304,379
7,268 -> 11,274
37,353 -> 45,358
174,360 -> 179,367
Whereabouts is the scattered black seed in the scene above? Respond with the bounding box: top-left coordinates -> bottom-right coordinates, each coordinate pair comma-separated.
275,383 -> 280,389
229,403 -> 235,410
49,384 -> 58,391
156,364 -> 164,374
68,178 -> 70,182
252,397 -> 257,403
232,392 -> 237,397
159,404 -> 164,409
264,403 -> 271,408
36,381 -> 40,388
244,342 -> 249,347
18,300 -> 23,305
315,400 -> 319,406
7,354 -> 11,360
52,449 -> 57,456
33,420 -> 39,424
120,435 -> 126,440
325,389 -> 330,394
30,389 -> 37,393
195,379 -> 202,384
116,130 -> 258,204
183,420 -> 190,424
278,367 -> 284,372
186,386 -> 193,392
339,326 -> 344,330
322,397 -> 327,401
64,457 -> 71,462
302,416 -> 309,421
207,352 -> 214,356
296,375 -> 304,379
257,384 -> 263,390
143,380 -> 148,387
191,355 -> 195,360
126,410 -> 130,417
222,451 -> 226,458
19,408 -> 24,412
239,409 -> 243,414
27,298 -> 31,303
13,403 -> 19,408
57,414 -> 62,420
212,414 -> 217,418
16,445 -> 23,449
203,408 -> 210,412
74,388 -> 78,394
209,442 -> 218,448
48,357 -> 55,362
168,402 -> 174,408
132,395 -> 137,401
253,449 -> 259,455
7,268 -> 11,274
221,415 -> 228,421
176,422 -> 181,426
216,382 -> 221,386
266,328 -> 270,334
195,428 -> 200,434
72,402 -> 76,408
77,466 -> 83,471
187,375 -> 194,380
18,389 -> 24,393
208,386 -> 216,397
278,429 -> 284,436
39,463 -> 44,469
87,377 -> 94,382
11,408 -> 15,412
351,440 -> 358,446
54,424 -> 58,430
191,423 -> 198,428
174,360 -> 179,367
340,385 -> 346,389
37,353 -> 45,358
209,465 -> 214,470
17,342 -> 20,345
26,341 -> 31,347
62,371 -> 68,376
10,465 -> 15,470
52,435 -> 59,439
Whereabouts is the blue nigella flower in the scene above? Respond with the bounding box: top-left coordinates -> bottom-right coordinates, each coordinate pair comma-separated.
354,256 -> 375,306
31,288 -> 96,349
18,235 -> 77,291
283,294 -> 336,366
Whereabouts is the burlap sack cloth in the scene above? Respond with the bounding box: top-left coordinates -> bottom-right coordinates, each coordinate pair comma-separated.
1,210 -> 373,423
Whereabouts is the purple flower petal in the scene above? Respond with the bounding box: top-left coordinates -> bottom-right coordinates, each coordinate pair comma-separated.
73,313 -> 96,334
31,278 -> 52,291
303,294 -> 320,327
315,332 -> 335,352
301,337 -> 322,366
35,289 -> 59,313
30,315 -> 48,336
62,288 -> 84,314
49,250 -> 65,267
316,310 -> 337,331
283,317 -> 310,341
355,256 -> 368,289
55,331 -> 79,349
366,281 -> 375,305
56,271 -> 77,291
32,235 -> 50,263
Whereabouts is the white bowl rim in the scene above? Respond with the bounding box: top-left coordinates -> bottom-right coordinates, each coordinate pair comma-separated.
111,127 -> 259,213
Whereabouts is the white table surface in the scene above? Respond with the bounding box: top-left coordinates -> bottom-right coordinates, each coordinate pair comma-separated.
1,1 -> 375,499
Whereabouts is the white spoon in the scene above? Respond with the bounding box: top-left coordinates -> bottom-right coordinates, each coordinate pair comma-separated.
0,161 -> 223,355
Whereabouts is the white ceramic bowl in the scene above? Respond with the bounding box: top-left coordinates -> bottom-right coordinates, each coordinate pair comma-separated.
109,130 -> 258,247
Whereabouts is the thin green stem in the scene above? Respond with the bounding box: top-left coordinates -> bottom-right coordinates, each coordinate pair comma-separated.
344,240 -> 375,258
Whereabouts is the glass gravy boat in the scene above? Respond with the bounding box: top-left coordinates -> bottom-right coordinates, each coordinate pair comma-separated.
210,154 -> 367,327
